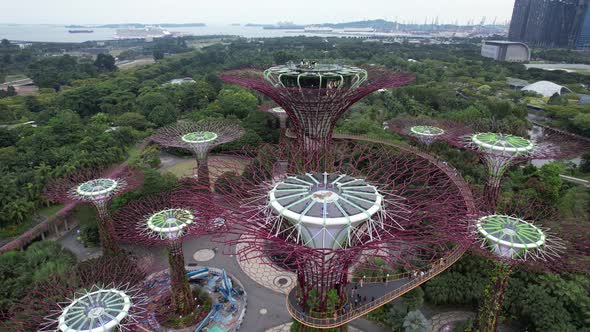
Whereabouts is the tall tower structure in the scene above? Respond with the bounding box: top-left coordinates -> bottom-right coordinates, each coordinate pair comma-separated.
221,61 -> 414,154
508,0 -> 590,48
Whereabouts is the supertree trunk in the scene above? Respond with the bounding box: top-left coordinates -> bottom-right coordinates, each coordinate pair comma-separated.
483,176 -> 502,211
94,201 -> 121,255
297,256 -> 349,314
167,240 -> 195,316
473,262 -> 514,332
195,154 -> 210,190
481,155 -> 513,210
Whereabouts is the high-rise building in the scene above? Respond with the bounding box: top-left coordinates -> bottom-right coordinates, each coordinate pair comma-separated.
508,0 -> 590,48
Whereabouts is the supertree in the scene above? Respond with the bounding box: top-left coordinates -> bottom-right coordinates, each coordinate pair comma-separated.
184,141 -> 475,328
111,186 -> 218,320
44,166 -> 143,254
221,61 -> 415,154
259,102 -> 289,131
468,201 -> 590,332
3,255 -> 148,332
388,115 -> 471,148
151,119 -> 245,186
444,128 -> 588,209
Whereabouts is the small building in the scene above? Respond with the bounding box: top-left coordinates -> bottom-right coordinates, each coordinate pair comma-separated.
522,81 -> 572,98
481,40 -> 530,62
165,77 -> 196,85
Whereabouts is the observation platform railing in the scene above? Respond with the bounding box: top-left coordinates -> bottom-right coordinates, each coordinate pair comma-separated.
286,245 -> 466,329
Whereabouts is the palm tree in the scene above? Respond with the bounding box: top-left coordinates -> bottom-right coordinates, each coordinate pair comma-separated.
403,310 -> 429,332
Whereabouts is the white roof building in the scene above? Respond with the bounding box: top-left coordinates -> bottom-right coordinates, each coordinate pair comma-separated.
521,81 -> 572,97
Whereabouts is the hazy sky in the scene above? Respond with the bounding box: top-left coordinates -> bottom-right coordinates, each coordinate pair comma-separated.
1,0 -> 516,25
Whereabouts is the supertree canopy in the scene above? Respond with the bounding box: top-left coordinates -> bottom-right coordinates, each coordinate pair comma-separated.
467,200 -> 589,332
388,116 -> 470,148
111,187 -> 217,318
221,61 -> 415,153
151,119 -> 244,185
189,140 -> 474,327
3,255 -> 148,332
445,128 -> 588,209
44,166 -> 143,254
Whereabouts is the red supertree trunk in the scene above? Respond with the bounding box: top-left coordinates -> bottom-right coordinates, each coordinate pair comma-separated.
168,240 -> 195,316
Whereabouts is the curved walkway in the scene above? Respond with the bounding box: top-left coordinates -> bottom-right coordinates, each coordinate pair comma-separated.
285,133 -> 477,329
286,245 -> 466,329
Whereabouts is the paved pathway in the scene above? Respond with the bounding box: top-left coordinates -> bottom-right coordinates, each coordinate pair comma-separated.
266,322 -> 364,332
236,235 -> 297,295
429,311 -> 475,332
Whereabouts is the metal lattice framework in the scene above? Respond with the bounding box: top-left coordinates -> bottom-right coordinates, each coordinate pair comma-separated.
468,201 -> 589,332
181,141 -> 473,318
111,186 -> 219,317
445,127 -> 589,209
221,64 -> 415,153
44,167 -> 143,254
3,256 -> 148,332
388,115 -> 471,147
151,119 -> 245,184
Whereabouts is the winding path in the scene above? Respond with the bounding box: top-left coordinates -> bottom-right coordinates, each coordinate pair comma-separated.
285,133 -> 477,329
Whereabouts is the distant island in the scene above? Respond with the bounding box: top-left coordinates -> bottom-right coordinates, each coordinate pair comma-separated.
244,19 -> 502,30
65,23 -> 206,28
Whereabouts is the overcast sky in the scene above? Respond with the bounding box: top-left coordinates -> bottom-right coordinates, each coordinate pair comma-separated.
1,0 -> 516,25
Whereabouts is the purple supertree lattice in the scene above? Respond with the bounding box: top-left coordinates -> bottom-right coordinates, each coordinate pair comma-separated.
183,140 -> 475,328
221,62 -> 414,154
151,119 -> 245,186
44,166 -> 143,254
388,115 -> 471,148
111,185 -> 219,318
444,126 -> 588,209
468,200 -> 589,332
3,255 -> 149,332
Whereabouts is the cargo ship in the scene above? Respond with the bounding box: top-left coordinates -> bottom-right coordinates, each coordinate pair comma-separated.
68,29 -> 94,33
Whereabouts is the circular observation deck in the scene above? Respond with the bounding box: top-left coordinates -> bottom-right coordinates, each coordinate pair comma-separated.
264,62 -> 368,89
471,133 -> 534,156
146,208 -> 195,239
268,172 -> 382,249
181,131 -> 218,144
476,214 -> 545,259
58,288 -> 132,332
75,178 -> 119,201
410,125 -> 445,137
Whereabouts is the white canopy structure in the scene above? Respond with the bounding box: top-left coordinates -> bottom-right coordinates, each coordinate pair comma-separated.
521,81 -> 572,97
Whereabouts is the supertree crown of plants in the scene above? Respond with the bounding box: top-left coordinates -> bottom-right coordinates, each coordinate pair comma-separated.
388,115 -> 471,147
151,119 -> 244,161
221,62 -> 415,152
43,166 -> 143,254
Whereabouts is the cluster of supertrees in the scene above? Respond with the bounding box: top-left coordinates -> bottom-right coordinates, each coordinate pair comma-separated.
389,116 -> 588,209
5,61 -> 590,332
390,115 -> 590,331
